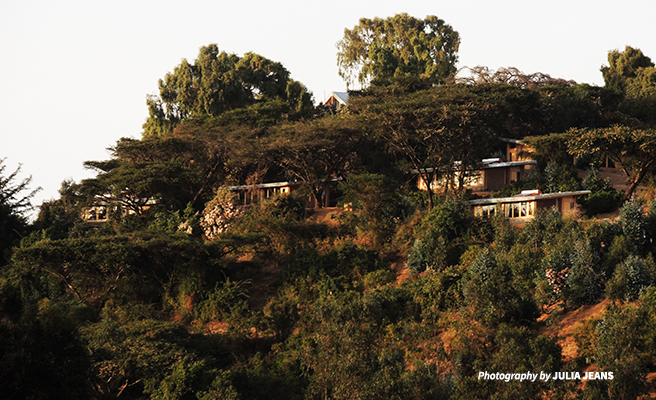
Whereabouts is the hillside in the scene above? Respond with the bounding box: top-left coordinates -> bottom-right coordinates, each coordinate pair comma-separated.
3,54 -> 656,397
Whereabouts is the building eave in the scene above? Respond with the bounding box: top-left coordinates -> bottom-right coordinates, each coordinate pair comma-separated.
468,190 -> 592,205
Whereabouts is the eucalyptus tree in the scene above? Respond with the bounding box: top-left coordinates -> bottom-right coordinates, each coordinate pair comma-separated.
337,13 -> 460,88
143,44 -> 313,137
601,46 -> 655,96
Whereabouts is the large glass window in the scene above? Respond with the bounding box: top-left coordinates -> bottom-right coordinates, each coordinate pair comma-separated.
502,201 -> 535,219
475,204 -> 497,218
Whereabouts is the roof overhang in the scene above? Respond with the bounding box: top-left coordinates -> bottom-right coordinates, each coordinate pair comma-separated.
468,190 -> 592,205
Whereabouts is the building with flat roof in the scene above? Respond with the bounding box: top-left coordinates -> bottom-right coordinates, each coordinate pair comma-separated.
469,189 -> 591,224
417,158 -> 536,193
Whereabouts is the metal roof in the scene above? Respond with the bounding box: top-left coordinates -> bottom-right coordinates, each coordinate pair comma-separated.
327,91 -> 349,105
413,160 -> 536,173
226,177 -> 343,191
497,137 -> 525,144
468,190 -> 591,205
226,181 -> 303,191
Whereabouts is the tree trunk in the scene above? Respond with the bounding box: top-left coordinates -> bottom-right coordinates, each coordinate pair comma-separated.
623,161 -> 653,200
323,182 -> 331,208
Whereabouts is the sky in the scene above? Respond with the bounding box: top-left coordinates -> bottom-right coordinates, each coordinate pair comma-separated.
1,0 -> 655,217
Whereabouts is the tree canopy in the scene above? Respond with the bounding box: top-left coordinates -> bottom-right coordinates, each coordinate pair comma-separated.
601,46 -> 656,96
143,44 -> 313,137
0,159 -> 39,263
566,125 -> 656,200
336,13 -> 460,88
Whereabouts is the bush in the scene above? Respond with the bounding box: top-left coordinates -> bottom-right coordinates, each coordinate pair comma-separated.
606,255 -> 653,302
566,239 -> 602,306
580,168 -> 622,215
339,173 -> 408,247
409,196 -> 474,273
462,249 -> 538,324
620,198 -> 646,253
196,279 -> 250,323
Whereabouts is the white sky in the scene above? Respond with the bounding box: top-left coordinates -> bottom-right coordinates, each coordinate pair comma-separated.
2,0 -> 655,215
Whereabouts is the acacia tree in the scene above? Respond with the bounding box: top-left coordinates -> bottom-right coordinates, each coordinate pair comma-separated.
143,44 -> 313,136
458,66 -> 576,89
566,125 -> 656,200
352,85 -> 498,209
337,13 -> 460,88
270,115 -> 364,208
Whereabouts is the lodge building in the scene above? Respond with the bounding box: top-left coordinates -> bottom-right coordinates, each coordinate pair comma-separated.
469,189 -> 591,224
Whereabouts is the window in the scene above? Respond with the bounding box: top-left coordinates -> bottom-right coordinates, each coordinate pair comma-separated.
503,201 -> 535,218
474,204 -> 497,218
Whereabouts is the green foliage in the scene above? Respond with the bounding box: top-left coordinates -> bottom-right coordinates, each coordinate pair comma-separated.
363,269 -> 396,290
0,159 -> 39,264
606,255 -> 653,302
602,45 -> 655,95
407,196 -> 476,274
337,13 -> 460,88
82,312 -> 236,399
579,168 -> 622,215
583,290 -> 656,399
409,266 -> 463,322
543,161 -> 581,193
352,84 -> 505,208
451,323 -> 563,399
270,114 -> 365,208
197,279 -> 250,323
81,158 -> 204,216
566,238 -> 603,306
339,173 -> 408,247
497,159 -> 581,196
620,197 -> 647,252
520,207 -> 567,250
462,249 -> 539,324
566,125 -> 656,200
143,44 -> 313,136
150,202 -> 200,235
226,194 -> 328,255
282,243 -> 384,292
0,297 -> 93,399
12,232 -> 225,311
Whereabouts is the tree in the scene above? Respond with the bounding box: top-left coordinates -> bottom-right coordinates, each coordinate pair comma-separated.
458,66 -> 576,89
0,159 -> 40,263
337,13 -> 460,88
339,173 -> 406,247
34,180 -> 84,240
270,115 -> 365,208
352,85 -> 499,209
143,44 -> 313,137
81,159 -> 203,217
566,125 -> 656,200
601,46 -> 654,95
601,46 -> 656,124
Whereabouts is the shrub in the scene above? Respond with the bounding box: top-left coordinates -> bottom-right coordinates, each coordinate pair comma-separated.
409,196 -> 474,273
619,198 -> 646,253
196,279 -> 250,323
606,255 -> 653,302
566,239 -> 602,306
462,249 -> 538,324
